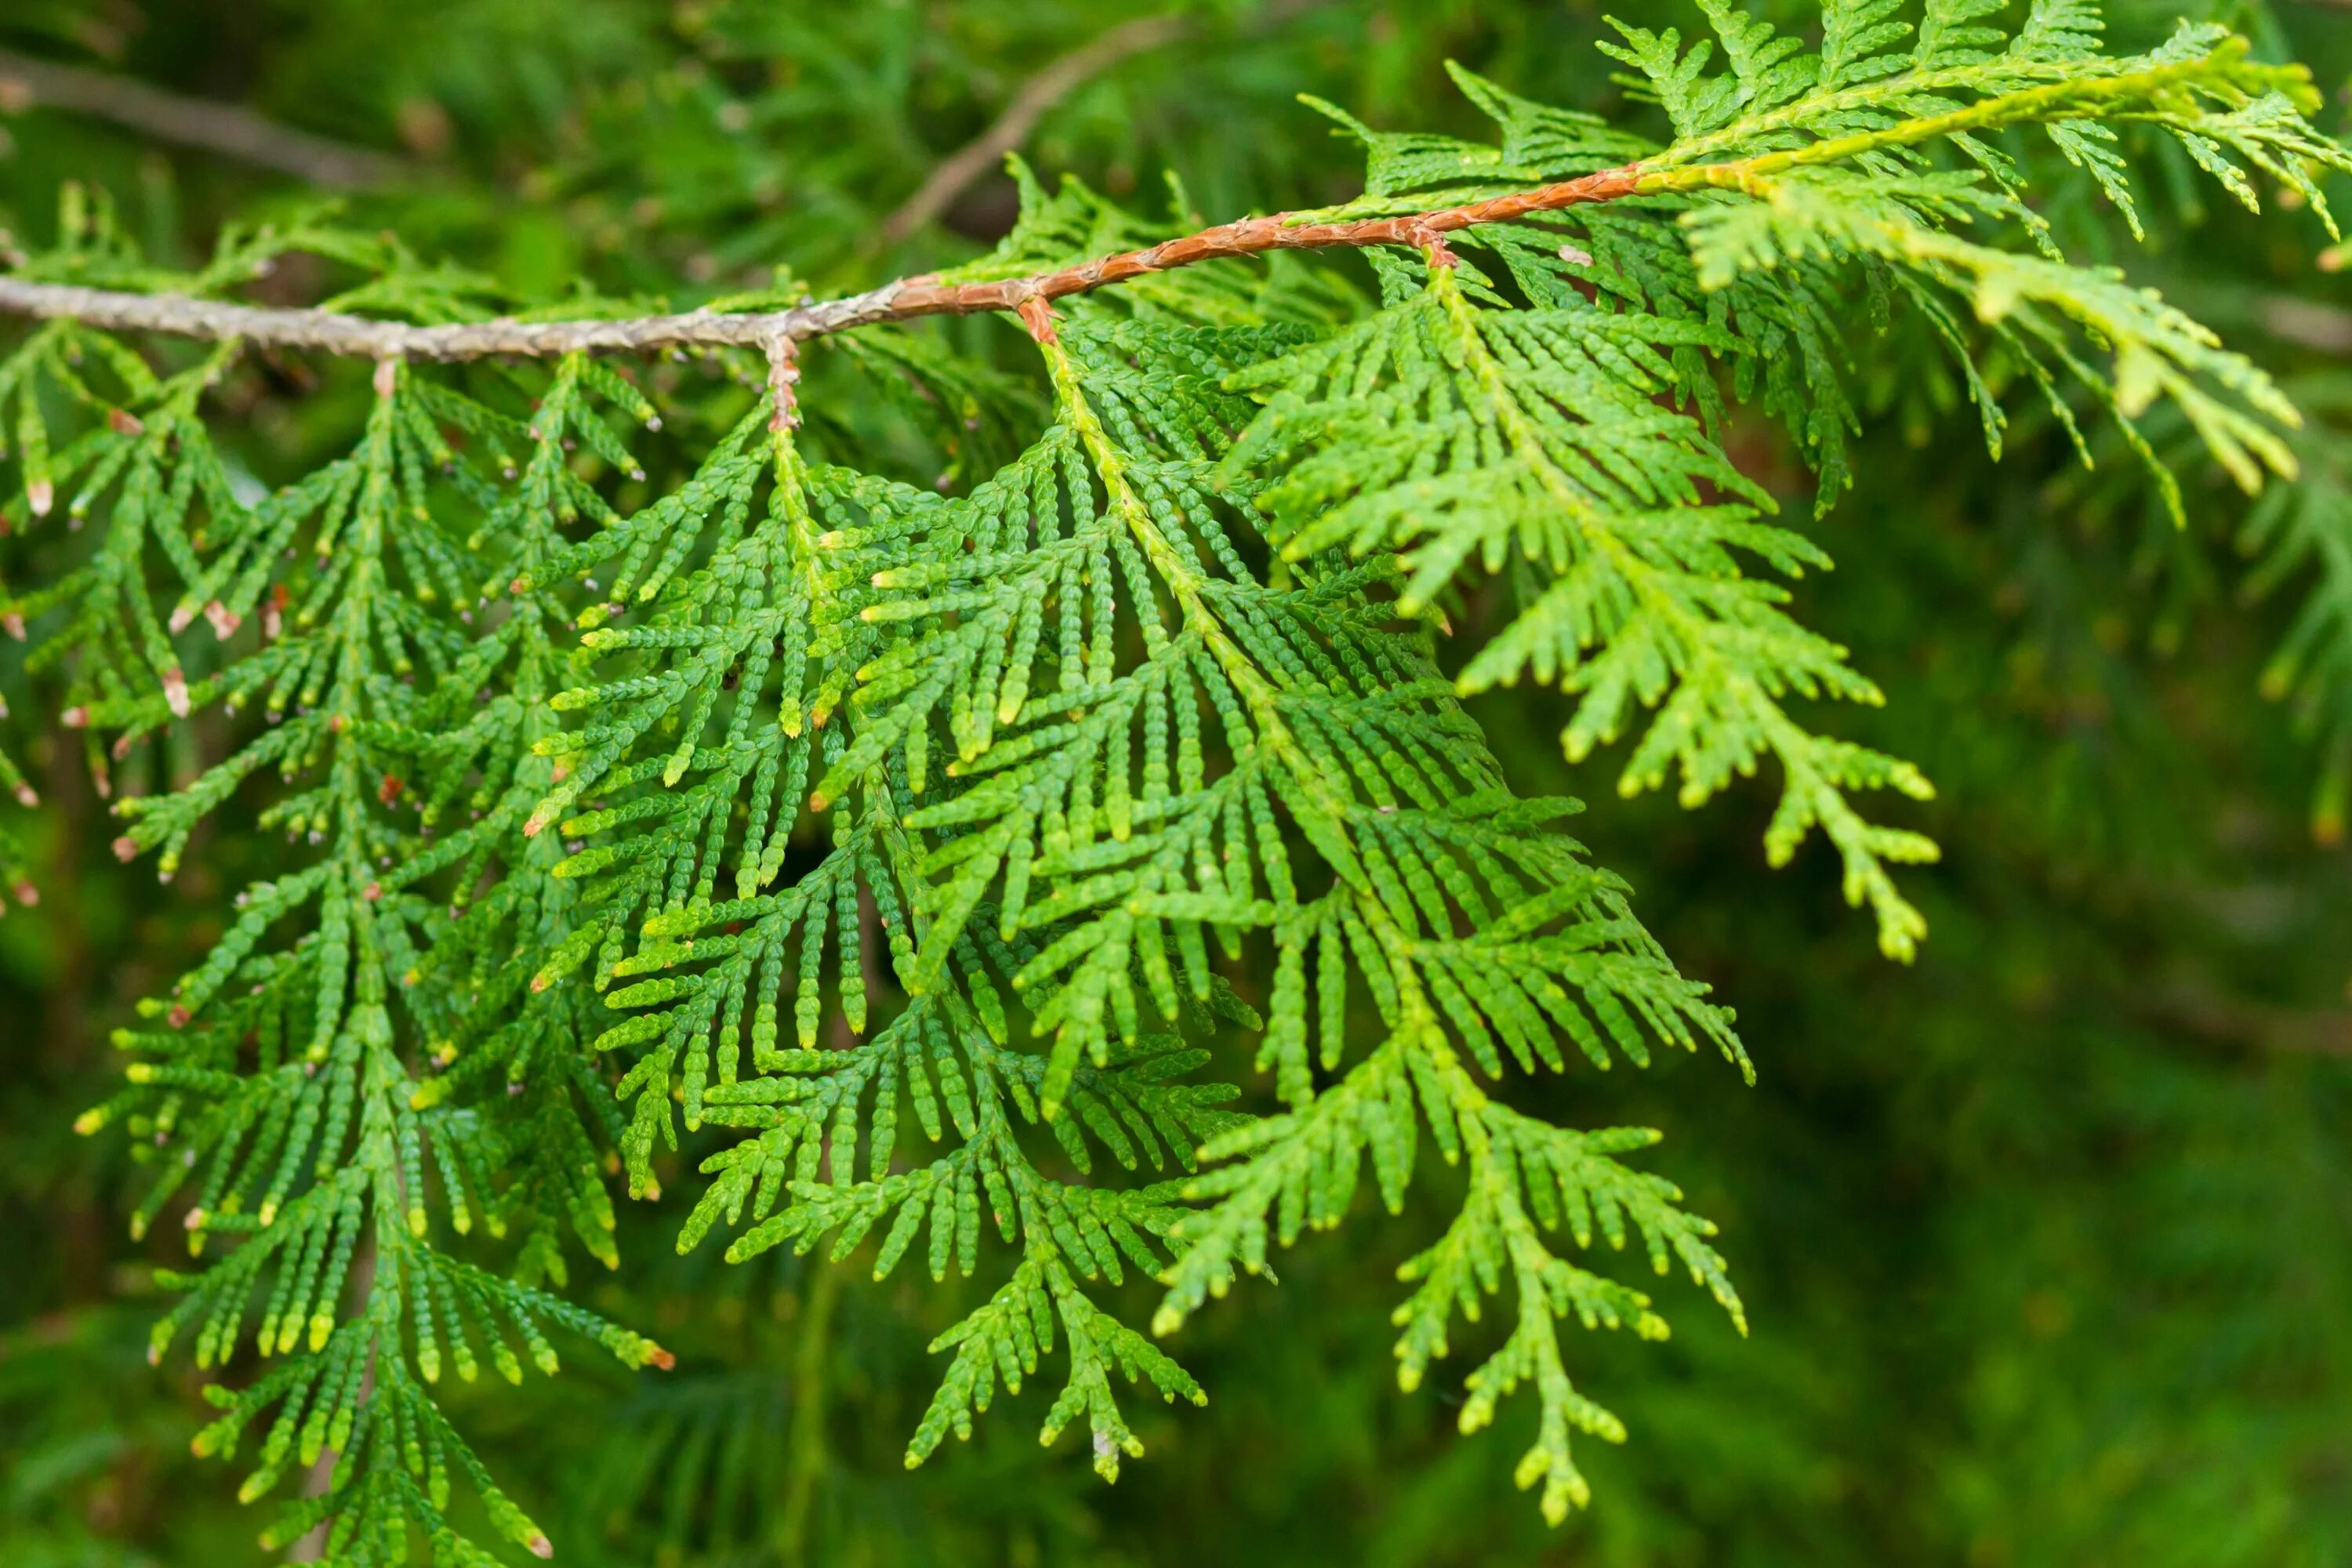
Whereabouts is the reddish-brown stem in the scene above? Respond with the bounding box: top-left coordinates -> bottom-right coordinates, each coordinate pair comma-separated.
887,167 -> 1633,318
1015,295 -> 1060,344
765,335 -> 801,431
0,165 -> 1642,361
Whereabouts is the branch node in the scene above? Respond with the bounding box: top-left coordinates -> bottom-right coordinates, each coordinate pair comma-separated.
1017,295 -> 1060,344
764,335 -> 801,432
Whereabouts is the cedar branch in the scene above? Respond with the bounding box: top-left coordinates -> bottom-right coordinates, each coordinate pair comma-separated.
0,166 -> 1643,361
0,46 -> 2263,362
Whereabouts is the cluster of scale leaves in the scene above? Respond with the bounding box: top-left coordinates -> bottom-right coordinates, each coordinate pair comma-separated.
1227,5 -> 2350,960
0,194 -> 695,1563
525,164 -> 1751,1510
2,2 -> 2348,1559
472,0 -> 2352,1526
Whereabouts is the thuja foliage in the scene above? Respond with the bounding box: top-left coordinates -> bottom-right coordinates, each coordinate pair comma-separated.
4,2 -> 2349,1559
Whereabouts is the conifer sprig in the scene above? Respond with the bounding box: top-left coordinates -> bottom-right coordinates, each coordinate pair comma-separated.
5,4 -> 2346,1556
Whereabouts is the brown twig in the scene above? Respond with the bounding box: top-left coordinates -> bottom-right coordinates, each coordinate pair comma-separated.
0,48 -> 405,189
9,46 -> 2220,363
878,0 -> 1331,249
0,165 -> 1642,361
880,13 -> 1195,247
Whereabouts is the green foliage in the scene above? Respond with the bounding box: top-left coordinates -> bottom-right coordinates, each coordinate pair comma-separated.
2,2 -> 2350,1563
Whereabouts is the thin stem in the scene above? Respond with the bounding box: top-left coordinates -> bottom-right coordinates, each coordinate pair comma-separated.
877,0 -> 1332,247
0,48 -> 407,189
0,165 -> 1646,361
0,50 -> 2285,365
880,13 -> 1196,246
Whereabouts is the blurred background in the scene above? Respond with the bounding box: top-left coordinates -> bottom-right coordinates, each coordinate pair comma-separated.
1,2 -> 2348,1564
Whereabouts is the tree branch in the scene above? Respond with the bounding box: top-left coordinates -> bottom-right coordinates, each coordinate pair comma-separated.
0,49 -> 2248,364
880,13 -> 1195,247
0,48 -> 406,189
0,165 -> 1642,361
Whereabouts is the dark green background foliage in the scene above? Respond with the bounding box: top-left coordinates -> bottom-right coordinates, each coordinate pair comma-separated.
2,2 -> 2349,1564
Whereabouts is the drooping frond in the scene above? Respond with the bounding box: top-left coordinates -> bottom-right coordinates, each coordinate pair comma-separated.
1222,13 -> 2347,956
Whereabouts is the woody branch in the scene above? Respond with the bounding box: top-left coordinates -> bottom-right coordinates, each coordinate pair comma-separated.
0,166 -> 1644,362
